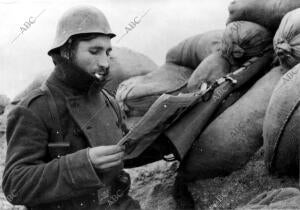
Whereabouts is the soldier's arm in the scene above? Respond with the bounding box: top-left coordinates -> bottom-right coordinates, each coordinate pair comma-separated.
2,105 -> 105,206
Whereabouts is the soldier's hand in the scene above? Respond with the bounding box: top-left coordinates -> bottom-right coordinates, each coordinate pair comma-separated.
88,145 -> 125,172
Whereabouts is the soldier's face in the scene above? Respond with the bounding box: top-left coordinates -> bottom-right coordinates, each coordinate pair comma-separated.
73,35 -> 112,82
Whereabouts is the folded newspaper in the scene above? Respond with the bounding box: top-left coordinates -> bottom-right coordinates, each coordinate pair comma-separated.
118,88 -> 207,159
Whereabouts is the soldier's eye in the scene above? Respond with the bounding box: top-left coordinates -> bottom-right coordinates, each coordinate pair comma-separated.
89,49 -> 98,55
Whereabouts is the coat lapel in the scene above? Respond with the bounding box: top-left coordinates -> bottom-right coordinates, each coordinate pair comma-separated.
66,93 -> 123,147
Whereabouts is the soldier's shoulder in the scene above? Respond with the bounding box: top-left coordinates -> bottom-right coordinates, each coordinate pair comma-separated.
7,88 -> 48,122
18,88 -> 47,109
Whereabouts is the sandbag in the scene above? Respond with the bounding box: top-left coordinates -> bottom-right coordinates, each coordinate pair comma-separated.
238,188 -> 300,210
106,47 -> 158,95
166,30 -> 223,69
180,66 -> 284,181
187,52 -> 231,91
116,63 -> 193,117
12,47 -> 156,103
274,8 -> 300,70
263,64 -> 300,177
211,60 -> 274,121
221,21 -> 273,67
165,53 -> 274,160
227,0 -> 300,32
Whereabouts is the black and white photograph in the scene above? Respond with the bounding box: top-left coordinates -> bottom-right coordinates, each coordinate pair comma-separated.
1,0 -> 300,209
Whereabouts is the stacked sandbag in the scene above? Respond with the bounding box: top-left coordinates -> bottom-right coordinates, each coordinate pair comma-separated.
12,47 -> 156,103
187,52 -> 231,91
186,50 -> 252,117
120,23 -> 273,117
227,0 -> 300,32
166,30 -> 223,69
189,21 -> 273,116
106,47 -> 158,95
180,66 -> 284,181
116,63 -> 193,117
274,8 -> 300,70
263,64 -> 300,177
118,5 -> 274,120
117,31 -> 225,117
221,21 -> 273,67
238,188 -> 300,210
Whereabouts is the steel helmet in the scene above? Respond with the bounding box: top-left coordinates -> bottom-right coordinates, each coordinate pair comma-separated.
48,5 -> 116,55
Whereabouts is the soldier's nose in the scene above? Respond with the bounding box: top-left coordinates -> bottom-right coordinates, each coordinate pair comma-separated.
97,55 -> 109,70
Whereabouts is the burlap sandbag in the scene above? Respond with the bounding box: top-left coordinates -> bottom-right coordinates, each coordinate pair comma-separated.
180,66 -> 284,181
221,21 -> 273,67
227,0 -> 300,31
263,64 -> 300,177
187,52 -> 231,91
116,63 -> 193,117
12,47 -> 156,103
238,188 -> 300,210
166,30 -> 223,69
274,8 -> 300,70
106,47 -> 158,95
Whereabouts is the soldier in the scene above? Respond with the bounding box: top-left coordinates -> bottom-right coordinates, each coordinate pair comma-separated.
2,5 -> 141,210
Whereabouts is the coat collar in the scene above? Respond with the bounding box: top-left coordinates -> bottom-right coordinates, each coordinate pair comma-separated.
47,55 -> 106,96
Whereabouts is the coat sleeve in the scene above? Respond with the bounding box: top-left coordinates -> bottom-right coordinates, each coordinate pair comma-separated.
2,105 -> 105,206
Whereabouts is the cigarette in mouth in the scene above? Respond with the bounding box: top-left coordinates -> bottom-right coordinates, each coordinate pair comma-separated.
94,73 -> 101,79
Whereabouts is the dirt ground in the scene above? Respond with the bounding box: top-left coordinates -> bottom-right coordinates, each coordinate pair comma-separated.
127,150 -> 297,210
0,106 -> 298,210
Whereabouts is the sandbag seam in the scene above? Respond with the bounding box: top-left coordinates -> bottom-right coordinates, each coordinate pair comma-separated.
270,97 -> 300,171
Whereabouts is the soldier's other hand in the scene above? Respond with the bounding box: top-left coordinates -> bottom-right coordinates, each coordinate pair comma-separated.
88,145 -> 125,171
